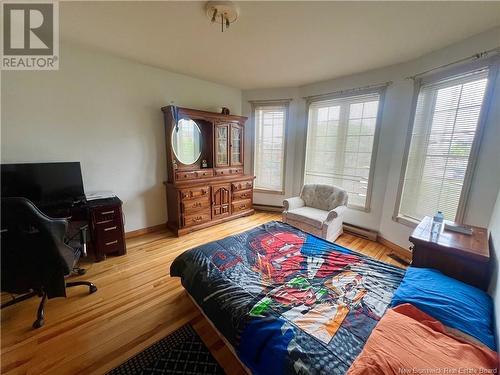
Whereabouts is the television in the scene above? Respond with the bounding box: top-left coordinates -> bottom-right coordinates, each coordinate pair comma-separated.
1,162 -> 85,204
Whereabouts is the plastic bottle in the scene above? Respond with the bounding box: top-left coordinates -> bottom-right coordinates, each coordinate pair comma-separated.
431,211 -> 444,239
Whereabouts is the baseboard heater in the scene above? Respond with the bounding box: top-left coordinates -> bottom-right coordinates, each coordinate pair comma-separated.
343,222 -> 378,241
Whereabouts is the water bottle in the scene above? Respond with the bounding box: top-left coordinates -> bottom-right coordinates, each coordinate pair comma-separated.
431,211 -> 444,239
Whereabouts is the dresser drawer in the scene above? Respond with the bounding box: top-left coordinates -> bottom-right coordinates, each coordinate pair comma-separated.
231,180 -> 253,192
232,189 -> 252,201
180,186 -> 210,200
93,205 -> 121,225
232,199 -> 252,213
181,197 -> 211,213
175,169 -> 214,181
215,167 -> 243,176
182,209 -> 211,227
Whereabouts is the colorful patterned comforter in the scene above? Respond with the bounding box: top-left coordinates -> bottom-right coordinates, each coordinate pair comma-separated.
170,221 -> 405,374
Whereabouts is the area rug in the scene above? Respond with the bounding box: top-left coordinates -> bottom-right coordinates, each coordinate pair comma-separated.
107,324 -> 224,375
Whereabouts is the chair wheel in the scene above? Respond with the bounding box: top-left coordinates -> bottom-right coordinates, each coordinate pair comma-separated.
89,284 -> 97,294
33,318 -> 44,329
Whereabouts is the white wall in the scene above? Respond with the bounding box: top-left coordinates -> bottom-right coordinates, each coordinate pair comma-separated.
243,27 -> 500,247
1,43 -> 242,232
488,188 -> 500,350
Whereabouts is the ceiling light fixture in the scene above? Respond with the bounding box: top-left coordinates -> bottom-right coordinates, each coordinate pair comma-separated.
205,1 -> 239,32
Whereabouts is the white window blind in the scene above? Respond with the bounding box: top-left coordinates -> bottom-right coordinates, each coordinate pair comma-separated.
304,93 -> 381,209
254,104 -> 287,192
398,69 -> 489,222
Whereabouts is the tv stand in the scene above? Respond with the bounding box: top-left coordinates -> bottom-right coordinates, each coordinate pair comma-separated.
42,197 -> 126,262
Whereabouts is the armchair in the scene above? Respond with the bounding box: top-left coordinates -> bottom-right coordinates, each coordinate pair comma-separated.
282,184 -> 348,242
1,197 -> 97,328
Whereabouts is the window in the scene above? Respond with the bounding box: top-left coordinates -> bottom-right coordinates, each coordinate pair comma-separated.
397,68 -> 490,223
253,103 -> 288,193
304,91 -> 382,210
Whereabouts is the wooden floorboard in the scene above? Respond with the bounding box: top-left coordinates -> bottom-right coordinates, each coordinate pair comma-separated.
1,212 -> 405,375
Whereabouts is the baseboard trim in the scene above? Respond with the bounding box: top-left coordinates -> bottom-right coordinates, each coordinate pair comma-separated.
125,223 -> 167,239
378,236 -> 412,261
253,204 -> 283,212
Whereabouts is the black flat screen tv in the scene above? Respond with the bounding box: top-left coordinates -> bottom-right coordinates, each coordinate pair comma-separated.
1,162 -> 85,204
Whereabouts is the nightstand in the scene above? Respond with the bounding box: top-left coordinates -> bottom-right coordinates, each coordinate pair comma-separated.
410,216 -> 490,290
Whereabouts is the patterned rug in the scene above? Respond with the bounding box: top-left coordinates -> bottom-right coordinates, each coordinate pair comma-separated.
108,324 -> 224,375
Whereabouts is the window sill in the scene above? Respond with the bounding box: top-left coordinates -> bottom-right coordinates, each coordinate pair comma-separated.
254,188 -> 285,195
346,204 -> 370,213
393,215 -> 420,228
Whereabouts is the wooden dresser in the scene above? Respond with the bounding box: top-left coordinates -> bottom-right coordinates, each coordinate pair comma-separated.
410,216 -> 490,290
162,106 -> 255,236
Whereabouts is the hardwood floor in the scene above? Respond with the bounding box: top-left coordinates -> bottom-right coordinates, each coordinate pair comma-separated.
1,212 -> 406,375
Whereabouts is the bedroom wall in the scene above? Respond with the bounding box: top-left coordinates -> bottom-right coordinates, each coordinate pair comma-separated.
488,189 -> 500,350
242,27 -> 500,248
1,42 -> 242,232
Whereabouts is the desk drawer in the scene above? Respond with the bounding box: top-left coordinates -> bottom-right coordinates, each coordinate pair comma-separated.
231,180 -> 253,192
232,199 -> 252,213
94,223 -> 122,242
232,189 -> 252,201
100,237 -> 124,254
93,206 -> 121,225
181,197 -> 211,213
182,209 -> 211,227
180,186 -> 210,201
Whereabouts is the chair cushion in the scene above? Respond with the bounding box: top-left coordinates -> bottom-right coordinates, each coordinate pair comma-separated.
300,184 -> 348,211
286,207 -> 328,229
391,267 -> 496,350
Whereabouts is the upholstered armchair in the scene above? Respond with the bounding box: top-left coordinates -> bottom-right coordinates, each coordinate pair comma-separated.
282,184 -> 348,242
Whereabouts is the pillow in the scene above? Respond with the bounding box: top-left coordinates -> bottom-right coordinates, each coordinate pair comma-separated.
347,304 -> 498,375
391,267 -> 496,350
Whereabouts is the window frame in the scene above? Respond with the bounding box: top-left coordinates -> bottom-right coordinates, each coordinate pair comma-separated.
303,86 -> 387,212
393,57 -> 499,227
250,100 -> 290,195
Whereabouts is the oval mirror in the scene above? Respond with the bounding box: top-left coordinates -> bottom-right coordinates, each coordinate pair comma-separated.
171,119 -> 202,165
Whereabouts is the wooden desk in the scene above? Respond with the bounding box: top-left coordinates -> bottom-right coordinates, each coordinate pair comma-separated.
410,216 -> 490,290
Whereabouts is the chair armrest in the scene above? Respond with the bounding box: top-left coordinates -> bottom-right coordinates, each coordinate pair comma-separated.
283,197 -> 305,211
325,205 -> 347,223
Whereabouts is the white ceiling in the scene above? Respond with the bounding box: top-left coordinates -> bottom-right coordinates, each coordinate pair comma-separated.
61,1 -> 500,90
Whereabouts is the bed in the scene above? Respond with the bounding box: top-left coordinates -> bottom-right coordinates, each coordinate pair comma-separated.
170,221 -> 406,374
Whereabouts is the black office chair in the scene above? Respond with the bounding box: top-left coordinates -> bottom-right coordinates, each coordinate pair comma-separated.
1,197 -> 97,328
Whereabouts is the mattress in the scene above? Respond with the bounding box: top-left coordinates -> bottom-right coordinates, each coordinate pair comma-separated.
170,221 -> 405,374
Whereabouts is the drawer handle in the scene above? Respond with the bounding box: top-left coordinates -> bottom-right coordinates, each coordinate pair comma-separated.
104,226 -> 117,231
100,210 -> 115,215
193,216 -> 203,222
239,204 -> 246,209
105,240 -> 118,246
193,202 -> 202,207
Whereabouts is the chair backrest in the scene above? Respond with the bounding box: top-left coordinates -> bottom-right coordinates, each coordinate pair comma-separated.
300,184 -> 348,211
1,197 -> 74,296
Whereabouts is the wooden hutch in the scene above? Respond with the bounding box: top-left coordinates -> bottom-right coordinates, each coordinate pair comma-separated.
161,106 -> 255,236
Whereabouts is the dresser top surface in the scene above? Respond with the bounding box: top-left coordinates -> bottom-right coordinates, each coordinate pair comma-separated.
410,216 -> 489,262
